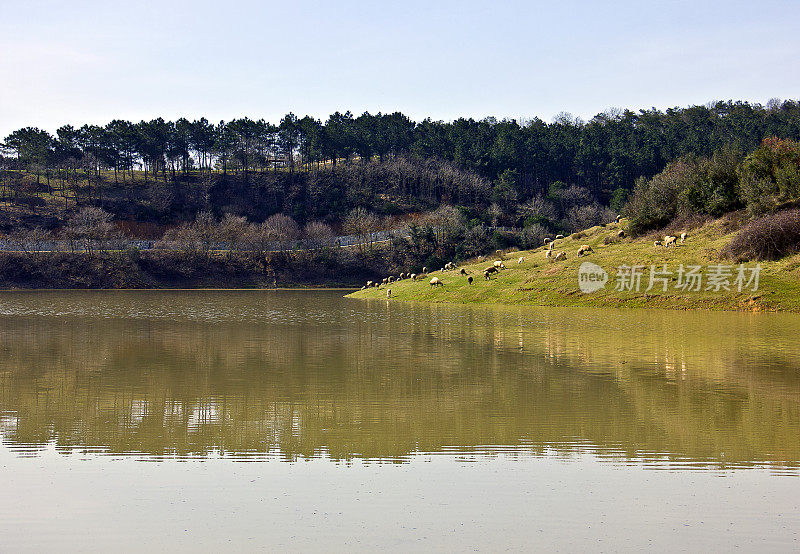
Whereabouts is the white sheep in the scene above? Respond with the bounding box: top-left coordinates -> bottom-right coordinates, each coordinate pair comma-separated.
493,260 -> 505,269
548,241 -> 554,250
429,276 -> 443,287
555,234 -> 564,240
518,256 -> 524,264
680,232 -> 687,243
410,273 -> 417,281
543,237 -> 551,244
664,235 -> 677,247
386,289 -> 391,298
617,229 -> 625,238
422,266 -> 428,274
545,249 -> 553,260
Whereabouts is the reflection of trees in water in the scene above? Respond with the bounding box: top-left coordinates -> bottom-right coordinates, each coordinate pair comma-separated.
0,301 -> 798,468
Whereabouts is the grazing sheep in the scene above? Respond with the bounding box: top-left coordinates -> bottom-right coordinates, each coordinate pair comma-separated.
577,244 -> 593,256
429,276 -> 443,287
382,278 -> 388,285
460,268 -> 468,275
484,265 -> 499,275
366,281 -> 373,288
545,250 -> 553,260
467,275 -> 473,285
422,267 -> 428,274
399,272 -> 405,280
387,276 -> 394,283
664,235 -> 677,247
617,229 -> 625,238
386,289 -> 392,298
484,271 -> 492,280
654,240 -> 662,247
518,256 -> 524,264
554,251 -> 567,261
615,215 -> 622,223
543,237 -> 551,244
680,232 -> 687,243
444,261 -> 455,270
555,234 -> 564,240
361,286 -> 365,290
410,273 -> 417,281
547,241 -> 554,250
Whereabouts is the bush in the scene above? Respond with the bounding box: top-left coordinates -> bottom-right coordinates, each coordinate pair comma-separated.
723,209 -> 800,261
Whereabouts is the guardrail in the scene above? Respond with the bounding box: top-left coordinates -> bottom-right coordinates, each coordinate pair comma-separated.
0,227 -> 522,254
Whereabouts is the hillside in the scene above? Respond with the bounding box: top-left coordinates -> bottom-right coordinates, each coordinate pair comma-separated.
347,218 -> 800,312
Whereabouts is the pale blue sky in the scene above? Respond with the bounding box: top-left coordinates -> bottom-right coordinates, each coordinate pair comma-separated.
1,0 -> 798,138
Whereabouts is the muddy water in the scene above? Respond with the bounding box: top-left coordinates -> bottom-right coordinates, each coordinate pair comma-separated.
1,291 -> 798,551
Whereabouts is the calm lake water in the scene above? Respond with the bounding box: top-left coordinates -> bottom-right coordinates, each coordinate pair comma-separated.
1,290 -> 799,551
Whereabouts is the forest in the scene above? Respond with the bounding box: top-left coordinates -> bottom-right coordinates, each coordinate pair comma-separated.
1,99 -> 800,287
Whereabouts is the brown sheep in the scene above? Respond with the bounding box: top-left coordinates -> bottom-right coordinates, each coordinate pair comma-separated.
460,268 -> 468,275
577,245 -> 593,257
484,265 -> 499,275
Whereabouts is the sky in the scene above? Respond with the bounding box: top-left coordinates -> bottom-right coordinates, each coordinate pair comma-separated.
1,0 -> 799,138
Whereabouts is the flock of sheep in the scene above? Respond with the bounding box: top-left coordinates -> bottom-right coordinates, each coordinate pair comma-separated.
361,216 -> 689,298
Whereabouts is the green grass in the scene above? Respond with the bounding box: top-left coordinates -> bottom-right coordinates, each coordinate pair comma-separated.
348,219 -> 800,312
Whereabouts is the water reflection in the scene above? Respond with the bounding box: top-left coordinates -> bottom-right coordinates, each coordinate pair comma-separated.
0,290 -> 798,470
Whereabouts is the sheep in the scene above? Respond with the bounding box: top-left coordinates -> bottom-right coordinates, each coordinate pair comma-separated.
547,241 -> 554,250
366,280 -> 373,288
422,266 -> 428,274
467,275 -> 473,285
545,249 -> 553,260
495,249 -> 504,259
577,245 -> 593,257
555,234 -> 564,240
664,235 -> 677,247
617,229 -> 625,238
543,237 -> 551,245
518,256 -> 524,264
654,240 -> 662,247
361,286 -> 365,290
387,276 -> 394,283
444,261 -> 455,270
386,288 -> 392,298
460,268 -> 468,276
554,251 -> 567,261
680,232 -> 687,243
493,260 -> 506,270
484,270 -> 493,280
399,272 -> 405,280
615,215 -> 622,223
382,278 -> 388,285
410,273 -> 417,281
429,276 -> 443,287
484,265 -> 499,276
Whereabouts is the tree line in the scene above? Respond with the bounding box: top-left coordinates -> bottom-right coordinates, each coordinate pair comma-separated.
4,99 -> 800,207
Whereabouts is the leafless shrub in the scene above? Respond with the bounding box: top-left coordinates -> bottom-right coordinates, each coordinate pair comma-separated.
723,209 -> 800,261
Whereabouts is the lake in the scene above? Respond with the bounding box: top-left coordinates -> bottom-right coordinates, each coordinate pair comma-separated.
1,290 -> 799,551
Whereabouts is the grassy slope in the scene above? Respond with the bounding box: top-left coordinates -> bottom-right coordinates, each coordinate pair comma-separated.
347,219 -> 800,312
